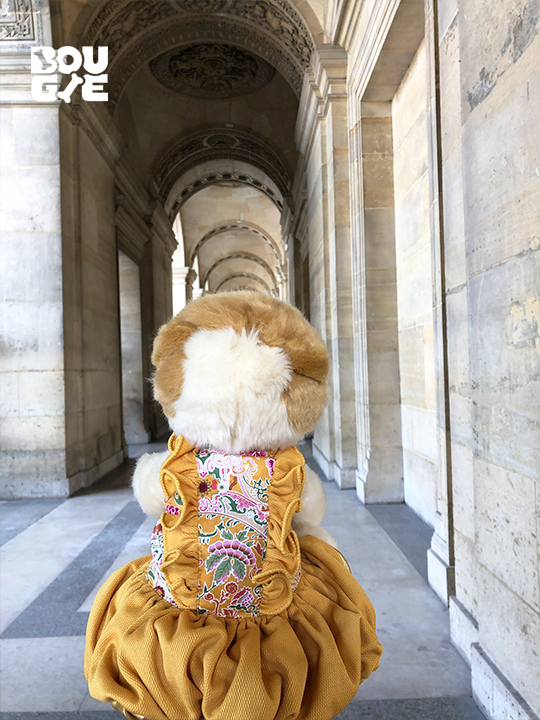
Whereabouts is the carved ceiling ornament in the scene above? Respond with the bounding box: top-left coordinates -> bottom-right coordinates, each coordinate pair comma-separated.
0,0 -> 34,41
83,0 -> 314,108
170,172 -> 283,218
188,223 -> 283,268
154,127 -> 290,207
149,42 -> 275,99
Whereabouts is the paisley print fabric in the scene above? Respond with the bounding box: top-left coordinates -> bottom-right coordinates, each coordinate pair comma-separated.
196,450 -> 273,617
147,447 -> 282,618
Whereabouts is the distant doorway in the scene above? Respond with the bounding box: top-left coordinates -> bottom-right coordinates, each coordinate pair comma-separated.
118,250 -> 149,447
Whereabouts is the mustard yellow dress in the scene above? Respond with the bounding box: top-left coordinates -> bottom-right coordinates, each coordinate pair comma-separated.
85,435 -> 382,720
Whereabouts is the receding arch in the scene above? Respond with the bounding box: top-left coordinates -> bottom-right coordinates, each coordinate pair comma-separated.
82,0 -> 315,110
203,253 -> 278,291
188,223 -> 284,268
154,127 -> 290,210
216,273 -> 272,294
170,173 -> 283,217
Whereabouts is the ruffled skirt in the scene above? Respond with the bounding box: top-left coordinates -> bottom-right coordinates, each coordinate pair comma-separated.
84,536 -> 382,720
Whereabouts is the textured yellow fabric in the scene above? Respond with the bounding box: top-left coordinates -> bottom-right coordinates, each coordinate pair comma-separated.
85,437 -> 383,720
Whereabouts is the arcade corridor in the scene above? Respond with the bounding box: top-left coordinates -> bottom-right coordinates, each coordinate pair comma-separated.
1,0 -> 539,719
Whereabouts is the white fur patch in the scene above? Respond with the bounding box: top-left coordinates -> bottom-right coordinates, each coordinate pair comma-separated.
169,327 -> 301,453
132,451 -> 168,517
292,465 -> 338,548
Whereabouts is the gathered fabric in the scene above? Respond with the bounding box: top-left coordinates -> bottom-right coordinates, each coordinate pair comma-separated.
85,436 -> 383,720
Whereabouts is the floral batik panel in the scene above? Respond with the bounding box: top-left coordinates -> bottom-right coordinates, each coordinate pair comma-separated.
196,450 -> 273,618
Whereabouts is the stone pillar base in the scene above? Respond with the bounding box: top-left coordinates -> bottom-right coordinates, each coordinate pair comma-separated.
449,595 -> 479,665
472,643 -> 539,720
427,547 -> 455,604
311,443 -> 334,481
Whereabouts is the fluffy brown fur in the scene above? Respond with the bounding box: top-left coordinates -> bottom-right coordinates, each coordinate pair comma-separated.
152,291 -> 329,435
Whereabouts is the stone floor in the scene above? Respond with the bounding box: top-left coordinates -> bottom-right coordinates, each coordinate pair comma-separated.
0,442 -> 486,720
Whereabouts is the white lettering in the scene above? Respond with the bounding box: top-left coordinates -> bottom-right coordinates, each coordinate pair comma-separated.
30,47 -> 57,74
56,46 -> 82,74
57,73 -> 84,103
31,75 -> 60,101
81,74 -> 108,101
82,46 -> 108,75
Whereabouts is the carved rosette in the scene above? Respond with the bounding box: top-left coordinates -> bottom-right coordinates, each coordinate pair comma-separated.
149,43 -> 276,99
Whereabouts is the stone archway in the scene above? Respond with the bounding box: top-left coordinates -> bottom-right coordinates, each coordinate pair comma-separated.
188,222 -> 284,268
154,127 -> 291,214
202,252 -> 278,291
82,0 -> 315,110
215,272 -> 272,294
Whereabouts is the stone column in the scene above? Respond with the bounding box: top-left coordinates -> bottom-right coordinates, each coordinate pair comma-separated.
172,265 -> 189,314
118,250 -> 149,447
425,0 -> 456,603
350,100 -> 404,503
296,45 -> 358,488
150,205 -> 177,439
0,4 -> 68,497
185,268 -> 198,302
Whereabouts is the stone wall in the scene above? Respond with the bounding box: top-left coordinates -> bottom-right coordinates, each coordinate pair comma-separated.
392,41 -> 438,527
444,0 -> 540,714
60,113 -> 124,492
118,250 -> 148,446
308,1 -> 540,717
0,103 -> 67,497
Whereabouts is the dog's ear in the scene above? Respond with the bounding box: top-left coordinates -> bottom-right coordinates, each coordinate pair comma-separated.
152,319 -> 197,368
283,373 -> 328,436
152,319 -> 198,418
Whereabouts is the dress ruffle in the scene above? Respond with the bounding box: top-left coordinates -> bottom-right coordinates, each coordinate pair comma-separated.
84,535 -> 382,720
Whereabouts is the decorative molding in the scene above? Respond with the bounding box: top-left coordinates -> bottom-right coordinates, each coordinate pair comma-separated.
151,203 -> 177,258
203,252 -> 278,290
188,222 -> 283,267
295,44 -> 348,157
0,0 -> 34,42
154,127 -> 290,207
82,0 -> 314,109
169,171 -> 283,217
216,272 -> 272,294
149,43 -> 275,99
347,0 -> 401,98
115,199 -> 152,264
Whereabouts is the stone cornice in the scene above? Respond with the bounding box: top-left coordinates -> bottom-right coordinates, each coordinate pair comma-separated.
328,0 -> 365,51
115,158 -> 153,220
347,0 -> 400,97
115,200 -> 152,263
77,100 -> 123,172
295,44 -> 348,157
151,203 -> 177,258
